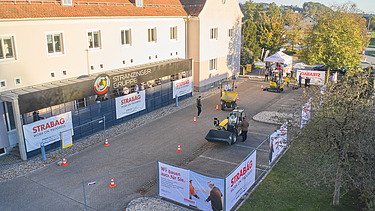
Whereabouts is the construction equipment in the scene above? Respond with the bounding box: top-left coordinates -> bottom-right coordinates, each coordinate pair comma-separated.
265,73 -> 285,93
220,80 -> 238,110
205,109 -> 246,145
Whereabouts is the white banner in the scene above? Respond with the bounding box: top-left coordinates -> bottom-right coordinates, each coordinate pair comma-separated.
115,90 -> 146,119
225,151 -> 257,211
158,162 -> 225,211
300,100 -> 312,129
158,162 -> 190,206
269,124 -> 288,164
23,111 -> 73,152
297,70 -> 326,85
173,77 -> 193,98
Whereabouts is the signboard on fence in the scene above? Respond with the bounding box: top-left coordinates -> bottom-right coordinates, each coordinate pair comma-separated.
158,162 -> 225,211
61,129 -> 73,149
115,90 -> 146,119
225,150 -> 257,211
296,70 -> 326,86
23,111 -> 73,152
269,123 -> 288,164
300,100 -> 312,128
173,77 -> 193,98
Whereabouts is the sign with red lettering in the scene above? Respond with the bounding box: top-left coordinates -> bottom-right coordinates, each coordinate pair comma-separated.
296,70 -> 326,85
23,111 -> 73,152
115,90 -> 146,119
173,77 -> 192,98
269,123 -> 288,164
225,150 -> 256,210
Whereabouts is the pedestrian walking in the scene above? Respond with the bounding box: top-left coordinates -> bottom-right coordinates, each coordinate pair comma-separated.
298,74 -> 302,88
196,96 -> 202,117
264,70 -> 269,81
240,117 -> 249,142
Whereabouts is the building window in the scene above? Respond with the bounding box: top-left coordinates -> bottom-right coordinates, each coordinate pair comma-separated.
121,29 -> 132,45
75,98 -> 87,109
210,28 -> 218,40
0,36 -> 16,60
88,30 -> 101,49
135,0 -> 143,7
62,0 -> 72,6
170,26 -> 177,40
46,33 -> 63,54
209,58 -> 217,70
63,70 -> 67,75
148,28 -> 157,42
15,78 -> 21,85
228,28 -> 234,37
50,72 -> 55,77
0,80 -> 5,87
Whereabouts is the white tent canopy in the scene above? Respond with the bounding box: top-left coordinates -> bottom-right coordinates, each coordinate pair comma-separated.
264,51 -> 293,65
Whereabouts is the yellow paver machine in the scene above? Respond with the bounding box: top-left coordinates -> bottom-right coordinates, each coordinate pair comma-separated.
220,80 -> 238,110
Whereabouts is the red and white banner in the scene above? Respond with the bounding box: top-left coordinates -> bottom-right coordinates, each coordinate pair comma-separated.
296,70 -> 326,85
173,77 -> 193,98
225,150 -> 257,211
115,90 -> 146,119
269,123 -> 288,164
23,111 -> 73,152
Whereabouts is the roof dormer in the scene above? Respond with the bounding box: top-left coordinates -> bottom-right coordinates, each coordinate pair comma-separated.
61,0 -> 72,6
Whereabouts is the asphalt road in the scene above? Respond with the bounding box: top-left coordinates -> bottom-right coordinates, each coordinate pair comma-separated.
0,79 -> 292,211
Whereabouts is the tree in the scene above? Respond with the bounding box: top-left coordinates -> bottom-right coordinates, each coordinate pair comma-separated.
302,1 -> 332,19
283,10 -> 310,51
298,69 -> 374,208
302,4 -> 370,80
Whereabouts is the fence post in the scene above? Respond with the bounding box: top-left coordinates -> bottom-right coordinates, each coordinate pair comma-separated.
175,95 -> 179,107
40,142 -> 46,161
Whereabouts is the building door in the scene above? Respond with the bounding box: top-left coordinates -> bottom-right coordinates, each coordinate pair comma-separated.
2,101 -> 18,147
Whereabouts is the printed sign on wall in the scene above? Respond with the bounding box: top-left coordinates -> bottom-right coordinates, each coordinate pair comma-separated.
173,77 -> 193,98
269,123 -> 288,164
23,111 -> 73,152
115,90 -> 146,119
225,151 -> 257,211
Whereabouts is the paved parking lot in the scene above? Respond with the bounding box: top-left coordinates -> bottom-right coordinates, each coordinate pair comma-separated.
0,79 -> 300,211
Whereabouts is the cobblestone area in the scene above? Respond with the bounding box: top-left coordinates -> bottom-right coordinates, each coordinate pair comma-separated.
0,82 -> 231,182
126,197 -> 190,211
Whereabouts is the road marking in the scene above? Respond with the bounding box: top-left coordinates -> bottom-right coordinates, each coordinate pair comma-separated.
199,155 -> 238,166
248,131 -> 269,136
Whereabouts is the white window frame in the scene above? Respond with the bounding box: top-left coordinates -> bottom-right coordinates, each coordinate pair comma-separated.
135,0 -> 143,7
87,30 -> 102,50
148,28 -> 157,43
0,36 -> 16,61
228,28 -> 234,37
121,29 -> 132,46
46,32 -> 64,55
210,28 -> 218,40
14,77 -> 21,86
170,26 -> 178,40
62,0 -> 72,6
209,58 -> 217,71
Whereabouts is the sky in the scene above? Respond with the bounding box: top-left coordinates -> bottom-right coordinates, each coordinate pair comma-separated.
239,0 -> 375,14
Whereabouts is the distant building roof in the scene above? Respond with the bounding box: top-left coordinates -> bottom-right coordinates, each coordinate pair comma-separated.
0,0 -> 187,19
179,0 -> 206,16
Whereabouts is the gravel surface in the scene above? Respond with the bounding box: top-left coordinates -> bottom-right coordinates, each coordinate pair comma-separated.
126,197 -> 190,211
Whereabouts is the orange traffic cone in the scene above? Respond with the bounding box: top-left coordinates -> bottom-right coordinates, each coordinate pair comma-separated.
109,178 -> 116,188
215,105 -> 219,110
193,116 -> 197,123
61,158 -> 69,167
103,138 -> 110,147
237,96 -> 240,101
177,145 -> 182,153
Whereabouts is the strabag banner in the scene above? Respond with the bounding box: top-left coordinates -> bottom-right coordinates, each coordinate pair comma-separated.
115,90 -> 146,119
23,111 -> 73,152
173,77 -> 193,98
269,123 -> 288,164
296,70 -> 326,86
225,150 -> 257,211
158,162 -> 224,211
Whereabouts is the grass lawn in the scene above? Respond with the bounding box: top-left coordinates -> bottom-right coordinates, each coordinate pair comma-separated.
239,136 -> 359,211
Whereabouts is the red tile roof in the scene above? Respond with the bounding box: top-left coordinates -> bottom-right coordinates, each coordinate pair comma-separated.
0,0 -> 187,19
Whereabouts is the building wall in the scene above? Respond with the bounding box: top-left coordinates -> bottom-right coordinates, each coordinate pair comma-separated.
0,17 -> 186,91
196,0 -> 243,88
186,18 -> 201,87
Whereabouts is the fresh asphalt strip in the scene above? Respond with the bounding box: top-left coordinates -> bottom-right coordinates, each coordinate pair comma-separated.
198,155 -> 238,166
